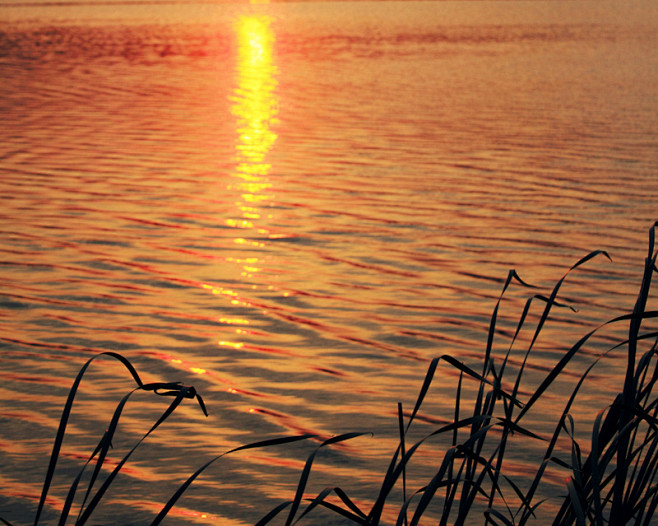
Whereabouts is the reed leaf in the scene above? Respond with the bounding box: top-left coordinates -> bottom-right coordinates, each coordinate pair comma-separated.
152,434 -> 315,526
484,507 -> 516,526
397,402 -> 408,526
255,501 -> 293,526
33,352 -> 144,526
565,477 -> 587,526
285,432 -> 368,526
612,222 -> 657,522
292,487 -> 368,525
78,385 -> 203,525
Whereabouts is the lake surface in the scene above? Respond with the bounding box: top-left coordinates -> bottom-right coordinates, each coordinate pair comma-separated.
1,0 -> 657,523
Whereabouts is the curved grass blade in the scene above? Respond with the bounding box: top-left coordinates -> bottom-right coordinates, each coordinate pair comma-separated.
71,388 -> 146,525
641,492 -> 658,526
33,352 -> 144,526
302,500 -> 366,524
293,487 -> 367,525
409,424 -> 497,526
73,381 -> 208,524
367,414 -> 490,524
405,356 -> 440,433
395,487 -> 427,526
78,387 -> 197,525
152,434 -> 314,526
476,270 -> 537,437
566,477 -> 587,526
518,350 -> 615,525
483,269 -> 538,376
514,311 -> 658,425
441,355 -> 522,408
285,432 -> 368,526
484,508 -> 516,526
612,222 -> 658,523
60,394 -> 133,526
329,487 -> 368,520
397,402 -> 408,526
56,435 -> 108,526
255,501 -> 293,526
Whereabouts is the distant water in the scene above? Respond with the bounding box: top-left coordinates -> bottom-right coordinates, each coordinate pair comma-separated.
1,1 -> 657,524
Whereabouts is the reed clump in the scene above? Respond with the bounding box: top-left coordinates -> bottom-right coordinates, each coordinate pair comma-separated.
2,222 -> 657,525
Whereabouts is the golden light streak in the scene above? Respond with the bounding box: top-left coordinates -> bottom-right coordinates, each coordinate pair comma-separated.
232,14 -> 278,183
219,341 -> 244,349
215,13 -> 279,353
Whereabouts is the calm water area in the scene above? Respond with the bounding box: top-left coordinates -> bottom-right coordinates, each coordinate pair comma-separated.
1,0 -> 658,523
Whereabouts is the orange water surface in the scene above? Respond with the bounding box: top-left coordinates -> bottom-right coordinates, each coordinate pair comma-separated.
1,1 -> 657,524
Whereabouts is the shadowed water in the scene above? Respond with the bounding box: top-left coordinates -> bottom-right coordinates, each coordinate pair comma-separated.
1,0 -> 657,524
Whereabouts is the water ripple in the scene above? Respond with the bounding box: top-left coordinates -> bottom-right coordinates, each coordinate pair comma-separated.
1,1 -> 657,523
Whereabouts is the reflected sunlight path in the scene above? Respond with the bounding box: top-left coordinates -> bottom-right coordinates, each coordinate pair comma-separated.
230,13 -> 278,274
221,14 -> 279,350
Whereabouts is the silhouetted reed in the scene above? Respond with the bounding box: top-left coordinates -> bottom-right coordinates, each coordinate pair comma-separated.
2,222 -> 657,525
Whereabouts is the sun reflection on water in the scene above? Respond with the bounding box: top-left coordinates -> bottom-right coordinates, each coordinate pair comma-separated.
230,13 -> 278,234
214,13 -> 279,354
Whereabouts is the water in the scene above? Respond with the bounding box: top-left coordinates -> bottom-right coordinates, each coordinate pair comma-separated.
1,0 -> 657,523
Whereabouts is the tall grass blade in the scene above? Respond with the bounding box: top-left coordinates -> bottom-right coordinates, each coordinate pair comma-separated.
396,487 -> 428,526
566,477 -> 586,526
641,494 -> 658,526
367,356 -> 441,524
611,222 -> 657,524
589,408 -> 608,526
443,371 -> 463,524
369,414 -> 490,525
519,351 -> 614,525
409,424 -> 497,526
397,402 -> 408,526
475,270 -> 536,443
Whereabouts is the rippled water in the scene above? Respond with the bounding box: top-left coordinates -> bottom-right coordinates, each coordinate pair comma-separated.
1,0 -> 657,524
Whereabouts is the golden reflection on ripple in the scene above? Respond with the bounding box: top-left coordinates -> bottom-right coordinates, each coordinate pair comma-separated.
222,13 -> 279,355
230,13 -> 278,243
